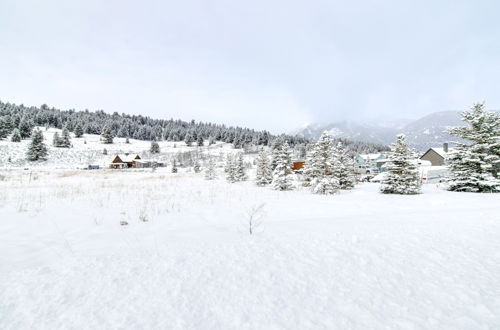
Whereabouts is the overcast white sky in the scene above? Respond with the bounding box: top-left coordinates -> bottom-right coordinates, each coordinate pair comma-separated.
1,0 -> 499,133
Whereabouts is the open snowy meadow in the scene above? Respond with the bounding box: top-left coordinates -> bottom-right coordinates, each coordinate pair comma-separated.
1,168 -> 499,329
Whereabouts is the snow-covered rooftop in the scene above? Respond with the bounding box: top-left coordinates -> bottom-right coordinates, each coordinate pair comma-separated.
358,153 -> 384,160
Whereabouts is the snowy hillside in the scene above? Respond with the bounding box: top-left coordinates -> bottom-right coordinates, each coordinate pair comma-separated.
0,127 -> 235,169
0,169 -> 499,329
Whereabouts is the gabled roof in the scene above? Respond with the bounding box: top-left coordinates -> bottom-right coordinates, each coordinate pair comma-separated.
113,154 -> 141,163
429,148 -> 449,157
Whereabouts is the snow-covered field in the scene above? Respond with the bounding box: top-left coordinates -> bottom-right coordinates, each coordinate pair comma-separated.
1,168 -> 499,329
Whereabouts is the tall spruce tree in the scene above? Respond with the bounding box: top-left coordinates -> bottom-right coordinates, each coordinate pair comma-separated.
445,103 -> 500,192
11,128 -> 21,142
150,140 -> 160,154
0,117 -> 10,139
100,125 -> 114,144
205,157 -> 217,180
53,132 -> 60,147
59,127 -> 71,148
225,154 -> 237,183
26,129 -> 48,161
303,131 -> 339,194
380,134 -> 421,194
272,141 -> 295,190
234,153 -> 247,181
332,142 -> 356,190
255,149 -> 273,186
74,123 -> 84,138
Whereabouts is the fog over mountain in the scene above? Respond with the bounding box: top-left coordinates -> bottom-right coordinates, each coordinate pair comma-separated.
292,111 -> 483,151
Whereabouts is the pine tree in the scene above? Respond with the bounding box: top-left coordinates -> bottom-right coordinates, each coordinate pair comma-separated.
11,128 -> 21,142
197,135 -> 204,147
255,149 -> 273,186
0,117 -> 10,139
270,145 -> 281,171
100,125 -> 114,144
103,148 -> 108,155
303,131 -> 339,194
53,132 -> 60,147
125,137 -> 130,144
59,127 -> 71,148
185,131 -> 195,146
26,129 -> 48,161
445,103 -> 500,192
74,123 -> 84,138
18,118 -> 33,139
234,153 -> 247,181
205,157 -> 217,180
380,134 -> 421,194
150,140 -> 160,154
272,141 -> 295,190
225,154 -> 237,183
332,142 -> 356,190
208,136 -> 216,146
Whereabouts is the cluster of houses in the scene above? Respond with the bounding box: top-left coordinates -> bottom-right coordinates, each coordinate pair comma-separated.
99,144 -> 453,183
352,143 -> 452,182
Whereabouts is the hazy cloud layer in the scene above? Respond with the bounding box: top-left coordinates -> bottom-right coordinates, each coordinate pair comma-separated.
1,0 -> 499,132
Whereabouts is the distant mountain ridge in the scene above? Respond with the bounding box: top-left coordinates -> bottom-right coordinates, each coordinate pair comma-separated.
292,111 -> 482,151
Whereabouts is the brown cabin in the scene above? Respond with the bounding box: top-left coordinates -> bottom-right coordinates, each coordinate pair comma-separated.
292,161 -> 305,171
110,154 -> 141,169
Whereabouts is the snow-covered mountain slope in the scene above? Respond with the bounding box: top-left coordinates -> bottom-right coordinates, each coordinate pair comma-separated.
293,111 -> 495,150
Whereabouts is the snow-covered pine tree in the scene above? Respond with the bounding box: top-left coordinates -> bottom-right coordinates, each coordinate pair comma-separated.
303,131 -> 339,194
100,125 -> 114,144
197,135 -> 204,147
52,132 -> 60,147
255,149 -> 273,186
270,144 -> 281,171
445,103 -> 500,192
208,136 -> 216,146
332,142 -> 356,190
18,117 -> 33,139
125,137 -> 130,144
184,131 -> 195,146
205,157 -> 217,180
0,117 -> 10,139
74,123 -> 84,138
150,140 -> 160,154
225,154 -> 237,183
59,127 -> 71,148
234,153 -> 247,181
11,128 -> 21,142
26,129 -> 48,161
380,134 -> 421,195
272,141 -> 295,190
